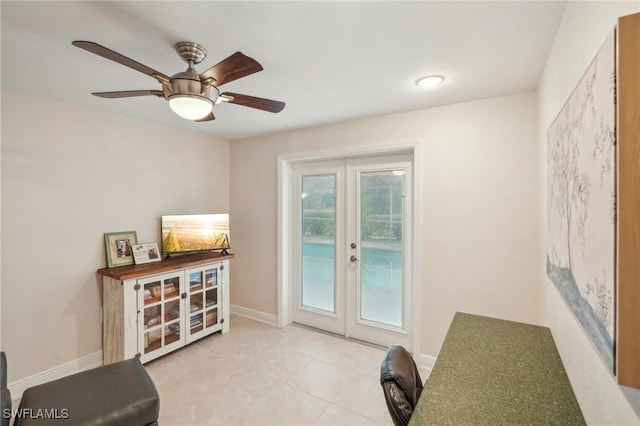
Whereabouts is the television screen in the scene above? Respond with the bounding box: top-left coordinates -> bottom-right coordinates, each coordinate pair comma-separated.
161,214 -> 230,255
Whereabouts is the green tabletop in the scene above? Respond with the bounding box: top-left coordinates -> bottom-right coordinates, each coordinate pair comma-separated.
409,312 -> 585,425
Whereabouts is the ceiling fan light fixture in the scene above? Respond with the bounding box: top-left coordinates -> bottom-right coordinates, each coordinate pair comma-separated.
416,75 -> 445,88
168,95 -> 213,120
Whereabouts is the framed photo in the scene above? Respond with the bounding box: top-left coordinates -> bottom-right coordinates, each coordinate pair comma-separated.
104,231 -> 138,268
132,243 -> 162,265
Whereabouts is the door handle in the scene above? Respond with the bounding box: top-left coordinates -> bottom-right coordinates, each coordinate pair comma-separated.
350,255 -> 359,262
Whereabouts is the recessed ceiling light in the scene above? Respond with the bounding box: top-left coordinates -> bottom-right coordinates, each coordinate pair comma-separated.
416,75 -> 445,88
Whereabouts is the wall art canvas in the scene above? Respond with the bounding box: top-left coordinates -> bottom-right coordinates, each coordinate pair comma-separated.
546,30 -> 616,373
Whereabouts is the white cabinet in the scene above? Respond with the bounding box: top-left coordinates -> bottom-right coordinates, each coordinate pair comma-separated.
99,252 -> 233,364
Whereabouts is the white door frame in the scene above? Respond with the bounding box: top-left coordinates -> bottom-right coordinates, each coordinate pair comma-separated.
277,142 -> 422,351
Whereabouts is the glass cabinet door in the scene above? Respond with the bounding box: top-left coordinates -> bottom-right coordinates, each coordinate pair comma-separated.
137,272 -> 185,362
186,264 -> 221,343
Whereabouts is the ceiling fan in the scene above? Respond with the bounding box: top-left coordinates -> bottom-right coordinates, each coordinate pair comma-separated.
72,41 -> 285,121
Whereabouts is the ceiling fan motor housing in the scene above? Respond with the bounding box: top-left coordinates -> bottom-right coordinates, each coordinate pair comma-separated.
164,66 -> 219,104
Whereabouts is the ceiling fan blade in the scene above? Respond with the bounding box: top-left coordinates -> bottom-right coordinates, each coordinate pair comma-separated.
72,41 -> 170,84
199,52 -> 263,86
92,90 -> 164,99
195,112 -> 215,122
221,92 -> 285,113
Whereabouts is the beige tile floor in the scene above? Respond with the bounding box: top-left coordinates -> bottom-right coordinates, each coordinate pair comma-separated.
144,315 -> 396,426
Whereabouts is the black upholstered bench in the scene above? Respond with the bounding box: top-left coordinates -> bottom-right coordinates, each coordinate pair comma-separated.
2,353 -> 159,426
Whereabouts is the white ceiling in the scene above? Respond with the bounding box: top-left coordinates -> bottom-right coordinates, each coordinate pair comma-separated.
1,1 -> 567,141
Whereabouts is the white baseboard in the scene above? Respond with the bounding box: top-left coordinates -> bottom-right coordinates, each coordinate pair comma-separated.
8,350 -> 103,400
230,304 -> 278,327
418,353 -> 436,373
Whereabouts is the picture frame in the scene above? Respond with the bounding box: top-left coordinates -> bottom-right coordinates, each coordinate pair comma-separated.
132,243 -> 162,265
104,231 -> 138,268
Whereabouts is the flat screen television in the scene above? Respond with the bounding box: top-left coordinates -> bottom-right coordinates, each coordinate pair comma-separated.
161,213 -> 230,256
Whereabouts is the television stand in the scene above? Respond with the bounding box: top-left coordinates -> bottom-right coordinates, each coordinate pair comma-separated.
97,252 -> 234,364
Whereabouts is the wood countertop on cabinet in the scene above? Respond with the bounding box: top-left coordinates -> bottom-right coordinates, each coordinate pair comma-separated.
97,252 -> 235,280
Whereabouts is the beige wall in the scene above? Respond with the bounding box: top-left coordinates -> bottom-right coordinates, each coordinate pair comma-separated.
1,90 -> 230,381
538,2 -> 640,423
230,91 -> 542,356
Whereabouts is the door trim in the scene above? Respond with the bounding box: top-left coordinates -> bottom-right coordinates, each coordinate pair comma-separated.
277,142 -> 422,352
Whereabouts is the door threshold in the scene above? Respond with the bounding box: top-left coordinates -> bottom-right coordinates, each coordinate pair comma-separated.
291,322 -> 388,351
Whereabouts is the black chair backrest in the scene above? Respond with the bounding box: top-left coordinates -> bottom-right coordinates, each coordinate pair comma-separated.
0,352 -> 6,389
1,352 -> 12,426
380,345 -> 423,426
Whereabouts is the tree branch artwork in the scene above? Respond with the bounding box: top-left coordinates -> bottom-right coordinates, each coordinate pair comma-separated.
546,30 -> 616,373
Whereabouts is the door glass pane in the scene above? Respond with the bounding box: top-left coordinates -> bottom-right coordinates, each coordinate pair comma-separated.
163,277 -> 180,300
205,308 -> 218,327
205,269 -> 217,288
189,271 -> 203,291
144,305 -> 161,329
190,293 -> 203,314
359,170 -> 404,327
190,313 -> 203,334
145,329 -> 161,354
301,174 -> 336,313
205,288 -> 217,308
164,323 -> 180,345
165,299 -> 180,322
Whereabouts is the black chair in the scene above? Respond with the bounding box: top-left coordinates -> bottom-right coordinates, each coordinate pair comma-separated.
1,352 -> 11,426
1,351 -> 160,426
380,345 -> 424,426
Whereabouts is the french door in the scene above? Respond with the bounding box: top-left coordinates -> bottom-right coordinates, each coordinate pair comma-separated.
292,154 -> 412,349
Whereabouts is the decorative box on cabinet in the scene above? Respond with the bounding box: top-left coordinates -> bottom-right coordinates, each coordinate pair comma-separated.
97,252 -> 234,364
